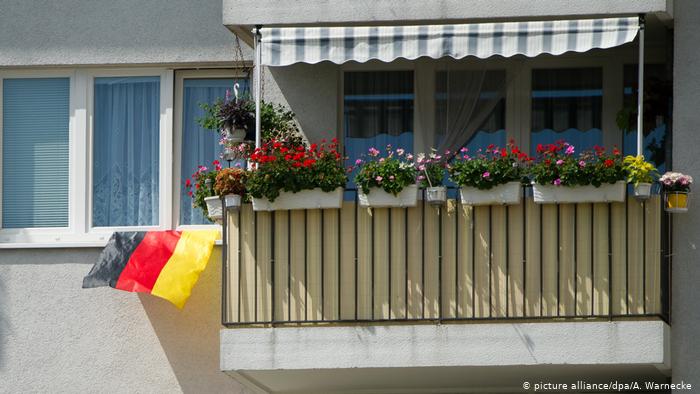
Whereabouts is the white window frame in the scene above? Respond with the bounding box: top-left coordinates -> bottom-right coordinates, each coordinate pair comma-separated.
0,69 -> 78,245
173,69 -> 249,230
85,68 -> 174,237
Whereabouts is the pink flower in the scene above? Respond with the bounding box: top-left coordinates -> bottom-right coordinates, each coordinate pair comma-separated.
368,147 -> 380,157
565,145 -> 575,156
556,159 -> 564,166
375,176 -> 383,182
578,160 -> 586,167
460,147 -> 468,153
379,158 -> 385,163
482,171 -> 490,178
355,159 -> 362,165
406,154 -> 414,161
418,165 -> 426,171
417,175 -> 425,180
553,178 -> 561,186
396,148 -> 404,156
389,175 -> 395,180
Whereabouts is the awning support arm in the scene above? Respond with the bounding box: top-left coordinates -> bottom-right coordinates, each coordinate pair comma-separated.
637,14 -> 646,157
254,25 -> 262,150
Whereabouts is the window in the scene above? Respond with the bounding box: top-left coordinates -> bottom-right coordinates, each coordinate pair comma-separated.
622,64 -> 670,173
435,69 -> 506,153
344,71 -> 414,162
2,78 -> 70,228
531,68 -> 602,154
179,78 -> 249,225
92,76 -> 161,227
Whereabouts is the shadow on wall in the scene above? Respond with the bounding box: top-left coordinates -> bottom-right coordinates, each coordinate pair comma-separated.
0,272 -> 9,368
139,248 -> 247,394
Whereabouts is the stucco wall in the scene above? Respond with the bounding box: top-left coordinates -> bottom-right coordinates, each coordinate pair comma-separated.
671,0 -> 700,390
0,0 -> 250,67
0,247 -> 247,393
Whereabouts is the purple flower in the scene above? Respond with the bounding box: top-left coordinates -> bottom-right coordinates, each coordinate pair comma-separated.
482,171 -> 490,178
565,145 -> 575,156
553,178 -> 561,186
556,159 -> 564,166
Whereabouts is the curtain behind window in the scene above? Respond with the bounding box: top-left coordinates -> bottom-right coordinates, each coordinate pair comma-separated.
92,76 -> 160,227
180,78 -> 249,225
531,68 -> 602,154
434,69 -> 506,154
344,71 -> 414,191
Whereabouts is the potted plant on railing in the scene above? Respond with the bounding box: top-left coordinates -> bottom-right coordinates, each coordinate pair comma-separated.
246,138 -> 347,211
530,142 -> 626,204
417,149 -> 449,205
186,160 -> 223,222
214,166 -> 247,210
448,141 -> 528,206
353,146 -> 418,208
623,155 -> 658,200
660,171 -> 693,213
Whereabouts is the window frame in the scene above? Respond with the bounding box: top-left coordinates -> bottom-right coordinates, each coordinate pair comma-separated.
173,69 -> 249,230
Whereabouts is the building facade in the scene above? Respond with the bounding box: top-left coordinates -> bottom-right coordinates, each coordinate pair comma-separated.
0,1 -> 698,393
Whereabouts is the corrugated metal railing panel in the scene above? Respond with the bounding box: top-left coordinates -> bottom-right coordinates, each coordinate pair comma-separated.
223,194 -> 667,326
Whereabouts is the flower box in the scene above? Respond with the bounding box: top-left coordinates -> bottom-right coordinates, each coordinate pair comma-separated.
204,196 -> 223,222
459,181 -> 522,206
358,185 -> 418,208
252,187 -> 343,211
532,180 -> 626,204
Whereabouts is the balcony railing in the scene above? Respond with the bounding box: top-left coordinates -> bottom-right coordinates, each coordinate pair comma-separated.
221,189 -> 670,326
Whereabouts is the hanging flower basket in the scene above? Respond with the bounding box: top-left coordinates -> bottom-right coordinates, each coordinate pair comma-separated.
358,185 -> 418,208
425,186 -> 447,205
204,196 -> 223,222
532,181 -> 626,204
252,188 -> 343,211
665,191 -> 689,213
633,182 -> 653,200
460,181 -> 522,206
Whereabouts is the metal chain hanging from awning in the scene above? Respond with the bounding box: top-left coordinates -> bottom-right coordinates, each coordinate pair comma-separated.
259,17 -> 639,66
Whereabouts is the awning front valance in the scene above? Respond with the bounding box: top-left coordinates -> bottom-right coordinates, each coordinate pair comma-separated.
259,17 -> 639,66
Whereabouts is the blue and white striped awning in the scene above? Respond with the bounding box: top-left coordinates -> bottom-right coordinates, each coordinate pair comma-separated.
260,17 -> 639,66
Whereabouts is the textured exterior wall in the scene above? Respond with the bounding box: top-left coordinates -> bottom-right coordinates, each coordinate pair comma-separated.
0,248 -> 247,393
0,0 -> 250,67
671,0 -> 700,389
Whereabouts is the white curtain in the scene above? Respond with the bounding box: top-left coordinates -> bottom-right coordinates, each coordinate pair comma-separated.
92,76 -> 160,227
434,68 -> 508,154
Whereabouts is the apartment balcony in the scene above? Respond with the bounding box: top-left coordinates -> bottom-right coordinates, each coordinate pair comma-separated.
220,190 -> 670,393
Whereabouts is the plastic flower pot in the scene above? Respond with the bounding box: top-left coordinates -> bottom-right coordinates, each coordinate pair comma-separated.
252,188 -> 343,211
224,194 -> 242,210
459,181 -> 522,206
665,191 -> 689,213
358,185 -> 418,208
204,196 -> 223,222
532,181 -> 626,204
633,183 -> 652,200
425,186 -> 447,205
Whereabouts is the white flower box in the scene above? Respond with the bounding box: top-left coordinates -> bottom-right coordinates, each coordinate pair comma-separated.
459,181 -> 522,206
532,180 -> 626,204
252,187 -> 343,211
358,185 -> 418,208
204,196 -> 223,223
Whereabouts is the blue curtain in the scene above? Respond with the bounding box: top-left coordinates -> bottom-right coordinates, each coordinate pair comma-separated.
92,76 -> 160,227
180,78 -> 249,225
530,68 -> 603,155
2,78 -> 70,228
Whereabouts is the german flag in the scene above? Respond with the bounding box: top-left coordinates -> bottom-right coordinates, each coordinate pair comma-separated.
83,230 -> 219,308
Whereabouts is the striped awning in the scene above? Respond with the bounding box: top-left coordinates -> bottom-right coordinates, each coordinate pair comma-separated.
260,17 -> 639,66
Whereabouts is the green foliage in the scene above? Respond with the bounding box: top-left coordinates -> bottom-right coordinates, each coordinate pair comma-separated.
198,96 -> 253,131
214,167 -> 248,196
416,150 -> 449,188
623,155 -> 658,186
449,142 -> 529,190
246,139 -> 347,201
353,146 -> 417,195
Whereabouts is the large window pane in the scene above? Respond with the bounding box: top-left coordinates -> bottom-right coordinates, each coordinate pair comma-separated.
531,68 -> 602,154
622,64 -> 671,173
92,76 -> 160,227
2,78 -> 70,228
344,71 -> 414,191
435,69 -> 506,152
180,78 -> 249,225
